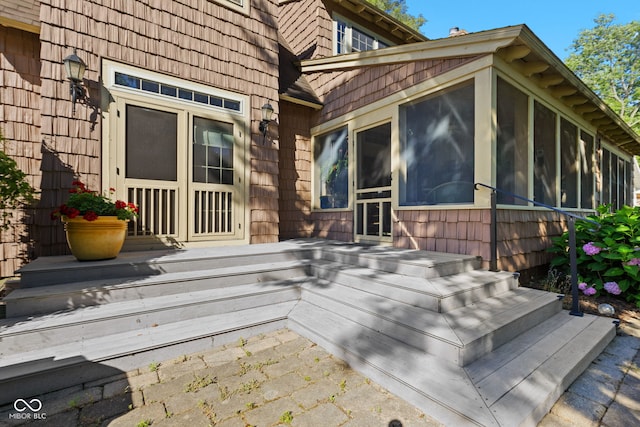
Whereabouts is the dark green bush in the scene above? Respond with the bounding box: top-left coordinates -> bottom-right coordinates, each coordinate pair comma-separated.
0,131 -> 35,229
548,204 -> 640,307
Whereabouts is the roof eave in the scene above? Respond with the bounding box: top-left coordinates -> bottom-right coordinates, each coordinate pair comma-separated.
506,26 -> 640,154
300,26 -> 523,73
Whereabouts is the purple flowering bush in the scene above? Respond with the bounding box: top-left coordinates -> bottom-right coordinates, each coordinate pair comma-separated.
549,204 -> 640,307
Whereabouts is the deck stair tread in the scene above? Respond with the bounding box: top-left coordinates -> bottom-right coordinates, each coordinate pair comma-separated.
443,288 -> 561,346
288,300 -> 499,427
0,241 -> 617,426
0,278 -> 305,337
300,280 -> 463,351
0,301 -> 296,378
316,243 -> 482,277
311,259 -> 517,311
289,297 -> 615,427
16,241 -> 313,287
4,260 -> 308,317
300,281 -> 562,365
469,313 -> 615,426
7,260 -> 307,300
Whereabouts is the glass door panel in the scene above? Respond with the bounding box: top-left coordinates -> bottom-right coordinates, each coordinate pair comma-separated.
355,123 -> 392,241
190,116 -> 239,239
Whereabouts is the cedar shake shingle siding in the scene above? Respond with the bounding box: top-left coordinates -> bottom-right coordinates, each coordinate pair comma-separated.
0,25 -> 41,277
310,57 -> 478,123
0,0 -> 281,276
36,0 -> 280,253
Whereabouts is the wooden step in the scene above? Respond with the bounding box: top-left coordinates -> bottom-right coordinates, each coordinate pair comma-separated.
467,311 -> 616,426
0,278 -> 304,357
316,242 -> 482,278
15,241 -> 313,288
444,287 -> 563,365
300,281 -> 561,366
287,300 -> 498,426
0,301 -> 296,406
311,260 -> 518,312
5,261 -> 308,317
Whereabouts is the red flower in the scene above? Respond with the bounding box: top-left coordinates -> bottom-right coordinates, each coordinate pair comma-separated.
66,207 -> 80,219
82,211 -> 98,221
52,180 -> 138,222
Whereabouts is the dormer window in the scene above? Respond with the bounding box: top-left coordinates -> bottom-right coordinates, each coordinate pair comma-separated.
334,16 -> 391,54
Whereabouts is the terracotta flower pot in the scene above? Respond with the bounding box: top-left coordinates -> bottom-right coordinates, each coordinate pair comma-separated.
63,216 -> 128,261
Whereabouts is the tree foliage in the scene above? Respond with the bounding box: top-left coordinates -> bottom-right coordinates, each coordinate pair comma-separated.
365,0 -> 426,32
565,14 -> 640,135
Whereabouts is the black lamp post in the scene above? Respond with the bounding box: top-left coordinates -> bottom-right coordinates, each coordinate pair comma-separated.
62,49 -> 87,114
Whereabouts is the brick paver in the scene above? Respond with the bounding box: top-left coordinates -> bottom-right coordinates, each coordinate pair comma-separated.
0,330 -> 442,426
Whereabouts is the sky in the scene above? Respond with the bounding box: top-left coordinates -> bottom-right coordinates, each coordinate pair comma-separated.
404,1 -> 640,60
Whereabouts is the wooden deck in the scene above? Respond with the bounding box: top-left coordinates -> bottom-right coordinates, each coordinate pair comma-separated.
0,240 -> 615,426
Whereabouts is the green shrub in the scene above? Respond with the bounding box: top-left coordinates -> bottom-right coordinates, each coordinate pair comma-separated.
548,204 -> 640,307
0,131 -> 35,229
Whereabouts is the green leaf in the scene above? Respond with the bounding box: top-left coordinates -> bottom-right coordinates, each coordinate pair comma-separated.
587,262 -> 609,272
603,267 -> 625,277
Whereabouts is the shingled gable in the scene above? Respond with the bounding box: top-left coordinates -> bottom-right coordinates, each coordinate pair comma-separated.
299,24 -> 640,155
278,33 -> 323,109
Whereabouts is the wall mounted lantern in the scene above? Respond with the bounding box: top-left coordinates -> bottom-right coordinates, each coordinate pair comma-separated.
259,102 -> 274,137
62,49 -> 87,114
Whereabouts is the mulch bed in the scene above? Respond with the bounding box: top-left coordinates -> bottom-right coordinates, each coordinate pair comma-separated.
525,279 -> 640,327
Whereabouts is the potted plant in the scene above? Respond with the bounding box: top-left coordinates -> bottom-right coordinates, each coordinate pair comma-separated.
51,180 -> 138,261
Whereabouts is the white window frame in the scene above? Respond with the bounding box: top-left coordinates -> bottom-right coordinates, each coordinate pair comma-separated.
333,14 -> 392,55
101,60 -> 250,245
208,0 -> 249,16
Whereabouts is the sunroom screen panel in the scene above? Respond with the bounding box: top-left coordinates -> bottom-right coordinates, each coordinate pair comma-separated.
399,82 -> 475,206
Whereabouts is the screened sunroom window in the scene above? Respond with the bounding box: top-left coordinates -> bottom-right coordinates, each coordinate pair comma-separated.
399,81 -> 475,206
580,131 -> 595,209
601,145 -> 632,210
315,127 -> 349,209
533,101 -> 557,206
496,78 -> 529,205
560,118 -> 578,208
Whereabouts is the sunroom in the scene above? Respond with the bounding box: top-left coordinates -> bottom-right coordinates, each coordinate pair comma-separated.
297,25 -> 640,273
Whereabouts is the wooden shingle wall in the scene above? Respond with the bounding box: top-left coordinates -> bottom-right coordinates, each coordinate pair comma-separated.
31,0 -> 280,256
278,101 -> 313,238
310,57 -> 478,123
394,208 -> 569,272
278,100 -> 353,241
0,25 -> 41,277
279,0 -> 328,61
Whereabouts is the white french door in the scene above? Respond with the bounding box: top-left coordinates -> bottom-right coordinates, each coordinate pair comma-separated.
113,96 -> 245,245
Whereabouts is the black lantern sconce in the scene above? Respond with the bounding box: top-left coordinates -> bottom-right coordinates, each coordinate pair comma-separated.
259,102 -> 275,137
62,49 -> 87,114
